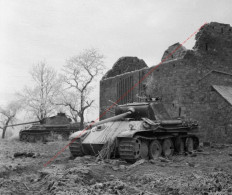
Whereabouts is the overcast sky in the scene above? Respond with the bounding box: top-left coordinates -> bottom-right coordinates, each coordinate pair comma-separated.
0,0 -> 231,120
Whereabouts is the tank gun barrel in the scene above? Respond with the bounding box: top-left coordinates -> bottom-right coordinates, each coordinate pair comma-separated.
91,110 -> 133,128
6,121 -> 40,127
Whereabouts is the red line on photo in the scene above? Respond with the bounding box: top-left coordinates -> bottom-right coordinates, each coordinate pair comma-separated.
43,22 -> 207,167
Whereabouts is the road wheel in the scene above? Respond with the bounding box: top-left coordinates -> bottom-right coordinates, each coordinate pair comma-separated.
20,134 -> 27,142
175,137 -> 185,154
140,141 -> 149,159
185,137 -> 194,152
162,138 -> 174,157
133,138 -> 141,159
193,136 -> 199,150
149,140 -> 162,159
35,135 -> 43,142
28,135 -> 35,142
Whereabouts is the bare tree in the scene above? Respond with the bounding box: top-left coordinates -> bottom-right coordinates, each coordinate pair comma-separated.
0,101 -> 21,139
62,49 -> 105,129
19,61 -> 61,120
56,91 -> 80,122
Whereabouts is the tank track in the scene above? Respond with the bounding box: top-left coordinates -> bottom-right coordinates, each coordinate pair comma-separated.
118,135 -> 199,162
118,138 -> 140,162
69,138 -> 84,157
19,131 -> 70,143
19,132 -> 49,142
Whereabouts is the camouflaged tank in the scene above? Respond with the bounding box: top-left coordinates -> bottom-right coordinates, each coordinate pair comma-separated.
69,100 -> 199,162
16,113 -> 80,142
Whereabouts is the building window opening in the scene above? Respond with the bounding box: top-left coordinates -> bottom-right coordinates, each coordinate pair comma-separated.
221,28 -> 223,33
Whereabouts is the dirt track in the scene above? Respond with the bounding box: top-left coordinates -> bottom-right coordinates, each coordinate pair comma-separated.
1,139 -> 232,195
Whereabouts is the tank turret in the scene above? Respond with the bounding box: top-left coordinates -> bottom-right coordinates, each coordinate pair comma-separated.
69,100 -> 199,162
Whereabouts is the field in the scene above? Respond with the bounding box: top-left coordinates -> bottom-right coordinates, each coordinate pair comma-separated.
1,139 -> 232,195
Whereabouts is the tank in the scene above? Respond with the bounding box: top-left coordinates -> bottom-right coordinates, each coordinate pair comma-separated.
69,100 -> 199,162
9,113 -> 80,142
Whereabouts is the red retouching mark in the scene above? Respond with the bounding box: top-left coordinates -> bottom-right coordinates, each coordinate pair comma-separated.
43,22 -> 208,167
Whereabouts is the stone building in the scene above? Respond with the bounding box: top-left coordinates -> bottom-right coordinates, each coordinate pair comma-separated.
99,22 -> 232,143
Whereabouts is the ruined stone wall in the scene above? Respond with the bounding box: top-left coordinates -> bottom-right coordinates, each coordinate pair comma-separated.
100,58 -> 195,120
208,91 -> 232,143
161,43 -> 187,62
102,57 -> 148,80
100,69 -> 144,119
99,22 -> 232,143
192,73 -> 232,142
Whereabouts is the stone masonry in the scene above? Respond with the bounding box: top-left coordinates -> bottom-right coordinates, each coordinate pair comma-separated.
102,57 -> 148,80
100,22 -> 232,143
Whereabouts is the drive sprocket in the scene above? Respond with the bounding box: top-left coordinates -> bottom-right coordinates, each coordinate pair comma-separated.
69,138 -> 84,157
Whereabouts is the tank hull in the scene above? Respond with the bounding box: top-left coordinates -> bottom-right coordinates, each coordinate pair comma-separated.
69,120 -> 199,161
20,125 -> 79,142
69,101 -> 199,161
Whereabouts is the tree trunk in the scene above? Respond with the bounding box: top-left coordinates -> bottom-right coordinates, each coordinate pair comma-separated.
80,113 -> 84,130
80,95 -> 84,129
73,117 -> 78,123
2,118 -> 11,139
2,126 -> 7,139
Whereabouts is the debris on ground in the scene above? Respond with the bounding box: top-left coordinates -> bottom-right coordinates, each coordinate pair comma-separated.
158,157 -> 171,163
127,159 -> 147,169
14,152 -> 38,158
194,151 -> 210,155
1,139 -> 232,195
